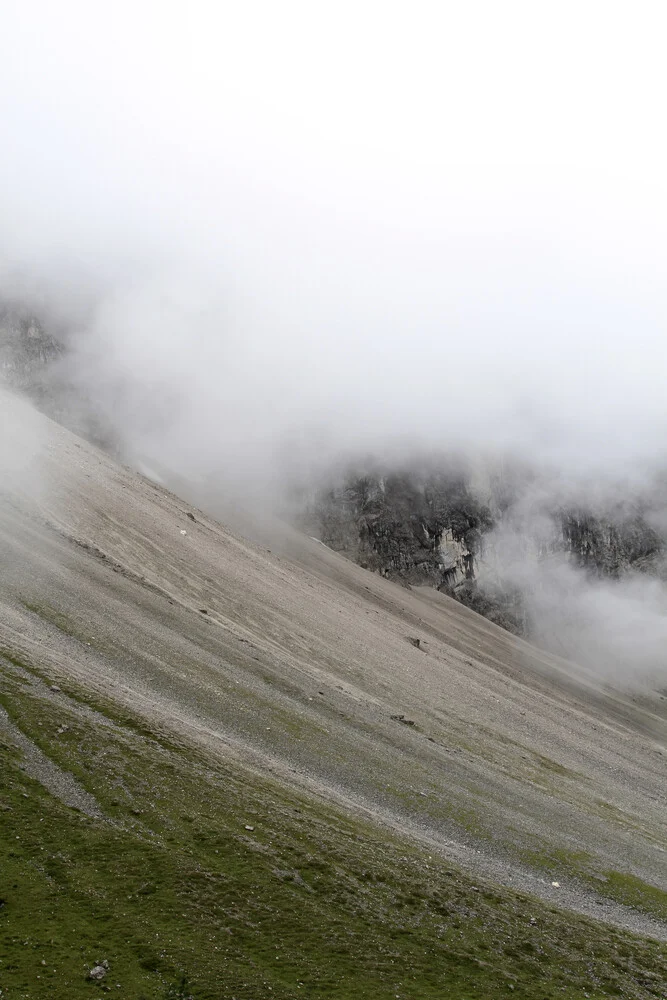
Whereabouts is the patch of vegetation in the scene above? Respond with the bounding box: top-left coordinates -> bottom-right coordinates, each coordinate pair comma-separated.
602,872 -> 667,923
18,599 -> 120,660
20,600 -> 82,639
530,752 -> 574,777
519,846 -> 667,924
0,649 -> 37,675
0,676 -> 666,999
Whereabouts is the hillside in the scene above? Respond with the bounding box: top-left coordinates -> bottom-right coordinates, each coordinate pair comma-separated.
1,388 -> 666,998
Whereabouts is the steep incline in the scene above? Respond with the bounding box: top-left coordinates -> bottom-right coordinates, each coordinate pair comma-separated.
1,389 -> 666,940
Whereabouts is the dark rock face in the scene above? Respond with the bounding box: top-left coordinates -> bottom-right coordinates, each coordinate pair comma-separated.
308,467 -> 527,632
313,470 -> 493,587
0,303 -> 116,451
557,508 -> 663,578
0,304 -> 64,401
309,468 -> 665,637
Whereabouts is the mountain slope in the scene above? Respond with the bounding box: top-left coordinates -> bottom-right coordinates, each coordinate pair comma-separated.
1,389 -> 666,997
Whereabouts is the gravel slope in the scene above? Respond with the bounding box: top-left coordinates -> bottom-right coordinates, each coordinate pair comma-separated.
1,389 -> 666,938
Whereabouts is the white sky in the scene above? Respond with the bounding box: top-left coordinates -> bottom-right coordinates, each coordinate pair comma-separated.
1,0 -> 666,481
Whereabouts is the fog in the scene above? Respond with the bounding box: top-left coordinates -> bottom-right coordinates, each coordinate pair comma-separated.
2,2 -> 667,683
478,486 -> 667,687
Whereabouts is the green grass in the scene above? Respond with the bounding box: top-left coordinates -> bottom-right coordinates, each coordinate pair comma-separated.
600,873 -> 667,923
19,600 -> 118,659
0,663 -> 666,999
20,601 -> 84,641
518,846 -> 667,924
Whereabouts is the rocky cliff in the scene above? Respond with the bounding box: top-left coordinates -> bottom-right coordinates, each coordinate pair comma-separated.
0,303 -> 115,449
0,304 -> 64,403
308,467 -> 666,636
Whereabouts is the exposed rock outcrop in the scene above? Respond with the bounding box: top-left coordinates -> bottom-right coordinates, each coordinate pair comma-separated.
308,467 -> 665,637
0,302 -> 116,450
0,304 -> 64,402
313,470 -> 492,587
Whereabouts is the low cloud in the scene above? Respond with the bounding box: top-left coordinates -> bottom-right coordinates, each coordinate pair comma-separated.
2,1 -> 667,684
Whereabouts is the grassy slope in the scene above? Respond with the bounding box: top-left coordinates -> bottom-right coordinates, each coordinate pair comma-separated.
1,658 -> 666,1000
